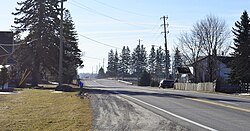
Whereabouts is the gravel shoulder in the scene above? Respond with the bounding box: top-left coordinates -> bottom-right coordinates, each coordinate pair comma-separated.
90,89 -> 189,131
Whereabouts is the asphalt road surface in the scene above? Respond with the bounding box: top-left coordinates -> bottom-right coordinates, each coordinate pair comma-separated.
84,79 -> 250,131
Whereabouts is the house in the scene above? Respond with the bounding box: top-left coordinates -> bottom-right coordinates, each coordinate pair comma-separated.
0,31 -> 16,65
0,31 -> 19,88
176,67 -> 192,83
193,55 -> 233,83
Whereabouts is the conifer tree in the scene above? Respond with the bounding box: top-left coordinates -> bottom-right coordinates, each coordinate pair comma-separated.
114,50 -> 119,77
155,46 -> 164,80
119,46 -> 131,78
97,67 -> 105,78
230,10 -> 250,83
62,10 -> 83,83
107,49 -> 115,77
12,0 -> 61,86
148,46 -> 156,77
172,47 -> 182,79
131,43 -> 147,77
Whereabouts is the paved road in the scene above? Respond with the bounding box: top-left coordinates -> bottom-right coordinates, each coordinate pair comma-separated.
84,79 -> 250,131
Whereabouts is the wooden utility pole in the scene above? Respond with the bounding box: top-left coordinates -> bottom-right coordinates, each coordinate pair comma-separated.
161,16 -> 169,79
59,0 -> 64,87
103,58 -> 105,68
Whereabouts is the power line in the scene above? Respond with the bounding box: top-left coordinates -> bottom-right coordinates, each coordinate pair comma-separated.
69,0 -> 150,28
83,55 -> 103,60
92,0 -> 155,18
78,33 -> 121,50
70,0 -> 124,23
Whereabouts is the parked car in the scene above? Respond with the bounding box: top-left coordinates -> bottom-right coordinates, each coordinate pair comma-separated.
159,79 -> 175,88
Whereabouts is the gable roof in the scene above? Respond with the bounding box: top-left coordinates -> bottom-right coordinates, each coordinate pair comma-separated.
193,55 -> 233,66
177,67 -> 191,74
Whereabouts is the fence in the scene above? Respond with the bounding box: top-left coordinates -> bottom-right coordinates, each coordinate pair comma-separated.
239,83 -> 250,93
174,82 -> 216,92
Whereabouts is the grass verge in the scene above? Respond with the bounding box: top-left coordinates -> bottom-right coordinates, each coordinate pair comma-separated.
0,88 -> 92,130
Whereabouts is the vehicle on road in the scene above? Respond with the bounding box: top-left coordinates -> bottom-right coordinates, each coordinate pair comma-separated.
159,79 -> 175,88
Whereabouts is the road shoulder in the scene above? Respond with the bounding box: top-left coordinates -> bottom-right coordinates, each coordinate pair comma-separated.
90,89 -> 188,131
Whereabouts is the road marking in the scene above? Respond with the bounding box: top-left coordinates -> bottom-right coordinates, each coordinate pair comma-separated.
218,100 -> 239,106
113,91 -> 217,131
187,98 -> 250,113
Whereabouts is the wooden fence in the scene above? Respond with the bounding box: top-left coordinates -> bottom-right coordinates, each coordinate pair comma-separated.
174,82 -> 216,92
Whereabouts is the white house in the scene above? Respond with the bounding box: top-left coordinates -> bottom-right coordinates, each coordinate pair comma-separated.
193,56 -> 233,82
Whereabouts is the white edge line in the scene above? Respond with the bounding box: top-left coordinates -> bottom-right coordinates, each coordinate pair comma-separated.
113,91 -> 218,131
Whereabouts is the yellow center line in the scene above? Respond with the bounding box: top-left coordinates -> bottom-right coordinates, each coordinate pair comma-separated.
186,98 -> 250,113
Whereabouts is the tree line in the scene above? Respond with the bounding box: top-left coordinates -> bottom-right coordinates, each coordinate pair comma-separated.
101,43 -> 173,82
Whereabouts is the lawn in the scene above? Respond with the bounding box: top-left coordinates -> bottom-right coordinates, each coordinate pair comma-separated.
0,88 -> 92,130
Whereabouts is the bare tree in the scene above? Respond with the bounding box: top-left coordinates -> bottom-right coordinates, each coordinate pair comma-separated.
178,15 -> 231,82
194,15 -> 230,56
194,15 -> 231,81
178,31 -> 203,82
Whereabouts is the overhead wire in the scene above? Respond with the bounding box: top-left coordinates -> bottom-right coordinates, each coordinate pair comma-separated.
78,33 -> 121,50
83,55 -> 103,60
69,0 -> 163,51
92,0 -> 155,18
69,0 -> 151,29
69,0 -> 124,23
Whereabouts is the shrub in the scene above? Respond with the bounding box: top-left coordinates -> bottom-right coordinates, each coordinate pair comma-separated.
138,70 -> 151,86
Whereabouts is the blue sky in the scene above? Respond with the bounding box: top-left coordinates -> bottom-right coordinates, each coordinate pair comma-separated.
1,0 -> 250,73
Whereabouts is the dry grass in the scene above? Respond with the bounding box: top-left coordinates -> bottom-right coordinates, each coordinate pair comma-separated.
0,88 -> 92,131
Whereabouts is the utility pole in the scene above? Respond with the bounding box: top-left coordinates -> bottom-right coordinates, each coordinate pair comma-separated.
136,39 -> 142,84
103,58 -> 105,68
59,0 -> 64,87
161,16 -> 169,79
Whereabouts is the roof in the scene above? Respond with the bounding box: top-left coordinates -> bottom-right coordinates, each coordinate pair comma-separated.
193,55 -> 233,66
177,67 -> 191,74
0,31 -> 14,56
217,56 -> 233,65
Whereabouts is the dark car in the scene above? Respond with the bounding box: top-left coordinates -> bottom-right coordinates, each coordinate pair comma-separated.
159,79 -> 175,88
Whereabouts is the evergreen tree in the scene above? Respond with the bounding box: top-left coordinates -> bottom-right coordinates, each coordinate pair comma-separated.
230,10 -> 250,83
12,0 -> 61,86
155,46 -> 165,80
114,50 -> 119,77
118,46 -> 131,78
172,47 -> 182,80
131,43 -> 147,77
148,46 -> 156,78
107,49 -> 115,77
97,67 -> 105,78
62,10 -> 83,83
164,49 -> 171,78
139,70 -> 151,86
